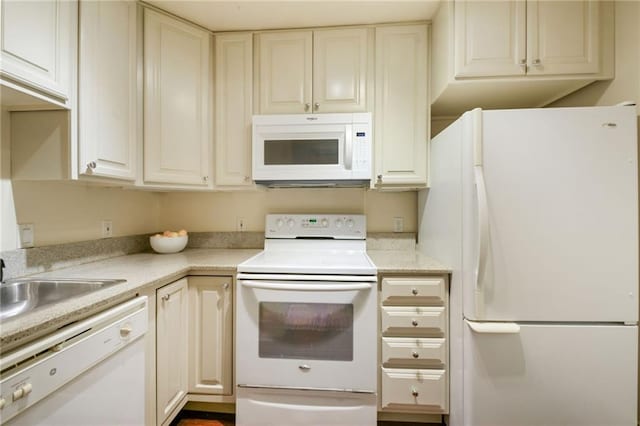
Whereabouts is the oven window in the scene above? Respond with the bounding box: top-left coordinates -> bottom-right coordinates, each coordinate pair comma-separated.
259,302 -> 353,361
264,139 -> 339,165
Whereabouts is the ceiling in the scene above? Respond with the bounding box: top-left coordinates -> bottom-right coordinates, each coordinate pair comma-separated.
145,0 -> 442,32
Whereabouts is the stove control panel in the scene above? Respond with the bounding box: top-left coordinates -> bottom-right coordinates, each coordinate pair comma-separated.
266,214 -> 366,239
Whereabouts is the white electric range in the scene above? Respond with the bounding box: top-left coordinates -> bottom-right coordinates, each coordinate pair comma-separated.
235,214 -> 377,426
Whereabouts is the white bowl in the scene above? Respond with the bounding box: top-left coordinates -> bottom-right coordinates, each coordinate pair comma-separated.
150,234 -> 188,254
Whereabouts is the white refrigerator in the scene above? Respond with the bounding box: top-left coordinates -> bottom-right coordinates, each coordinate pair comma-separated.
419,106 -> 638,426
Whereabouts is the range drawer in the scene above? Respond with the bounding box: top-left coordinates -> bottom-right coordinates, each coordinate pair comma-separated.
381,306 -> 446,335
381,337 -> 446,366
381,368 -> 447,412
381,277 -> 446,305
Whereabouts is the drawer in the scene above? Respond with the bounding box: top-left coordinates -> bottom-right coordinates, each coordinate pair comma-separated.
381,277 -> 446,305
381,337 -> 446,366
381,368 -> 447,412
381,306 -> 446,335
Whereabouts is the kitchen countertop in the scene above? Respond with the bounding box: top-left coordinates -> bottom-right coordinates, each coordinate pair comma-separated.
1,248 -> 449,351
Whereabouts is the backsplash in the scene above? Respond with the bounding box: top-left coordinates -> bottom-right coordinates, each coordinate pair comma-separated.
0,232 -> 416,280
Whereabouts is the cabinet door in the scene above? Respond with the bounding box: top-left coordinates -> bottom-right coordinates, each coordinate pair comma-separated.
144,8 -> 211,186
78,0 -> 137,181
312,28 -> 371,113
256,31 -> 312,114
374,25 -> 428,187
215,33 -> 253,186
526,0 -> 600,75
188,276 -> 233,395
156,278 -> 189,424
454,0 -> 526,77
0,0 -> 76,100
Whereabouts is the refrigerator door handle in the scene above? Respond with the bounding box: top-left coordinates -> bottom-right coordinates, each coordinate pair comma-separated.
465,319 -> 520,334
474,165 -> 490,317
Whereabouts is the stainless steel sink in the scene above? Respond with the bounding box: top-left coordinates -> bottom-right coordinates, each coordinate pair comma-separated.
0,278 -> 126,321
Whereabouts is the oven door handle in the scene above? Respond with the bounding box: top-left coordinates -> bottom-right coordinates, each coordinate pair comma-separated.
240,280 -> 373,292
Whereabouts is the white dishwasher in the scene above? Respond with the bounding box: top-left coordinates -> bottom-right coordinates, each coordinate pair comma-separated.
0,296 -> 148,426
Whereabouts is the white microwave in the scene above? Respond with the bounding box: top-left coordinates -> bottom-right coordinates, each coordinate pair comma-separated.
252,113 -> 372,186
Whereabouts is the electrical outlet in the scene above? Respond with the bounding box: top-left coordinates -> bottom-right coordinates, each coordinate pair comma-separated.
393,217 -> 404,233
237,217 -> 245,232
102,220 -> 113,238
18,223 -> 34,248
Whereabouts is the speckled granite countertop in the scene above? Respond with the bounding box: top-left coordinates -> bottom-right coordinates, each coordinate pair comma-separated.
0,249 -> 260,351
367,250 -> 451,274
1,247 -> 449,351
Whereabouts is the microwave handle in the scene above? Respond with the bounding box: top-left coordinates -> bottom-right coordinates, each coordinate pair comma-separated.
344,125 -> 353,170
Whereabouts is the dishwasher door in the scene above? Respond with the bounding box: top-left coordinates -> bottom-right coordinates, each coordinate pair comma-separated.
0,296 -> 148,426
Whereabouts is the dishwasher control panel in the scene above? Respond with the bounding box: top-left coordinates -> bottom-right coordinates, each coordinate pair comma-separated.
0,297 -> 147,423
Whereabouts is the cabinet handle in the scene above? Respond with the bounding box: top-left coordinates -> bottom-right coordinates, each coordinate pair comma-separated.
304,103 -> 310,112
411,320 -> 418,327
519,59 -> 526,65
203,176 -> 209,182
411,388 -> 419,397
87,161 -> 97,170
314,102 -> 319,111
223,282 -> 229,290
162,294 -> 171,302
532,59 -> 541,66
244,176 -> 251,182
120,324 -> 133,337
377,174 -> 382,182
411,288 -> 418,296
412,351 -> 419,358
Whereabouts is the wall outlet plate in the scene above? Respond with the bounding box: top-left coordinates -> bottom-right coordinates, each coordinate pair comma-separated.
18,223 -> 34,248
393,217 -> 404,233
102,220 -> 113,238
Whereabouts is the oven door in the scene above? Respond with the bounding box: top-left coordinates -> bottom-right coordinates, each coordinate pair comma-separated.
236,277 -> 377,392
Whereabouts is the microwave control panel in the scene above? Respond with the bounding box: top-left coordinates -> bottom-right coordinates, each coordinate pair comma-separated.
352,123 -> 371,173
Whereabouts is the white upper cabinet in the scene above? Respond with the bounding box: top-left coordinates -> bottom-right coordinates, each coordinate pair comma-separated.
143,8 -> 212,187
215,33 -> 254,187
431,0 -> 613,116
312,28 -> 370,113
0,0 -> 76,105
455,0 -> 600,78
374,24 -> 428,188
525,0 -> 600,76
454,1 -> 526,77
256,28 -> 371,114
256,31 -> 312,114
78,0 -> 137,181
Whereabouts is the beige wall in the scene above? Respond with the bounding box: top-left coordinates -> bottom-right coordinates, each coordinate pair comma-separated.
159,188 -> 417,233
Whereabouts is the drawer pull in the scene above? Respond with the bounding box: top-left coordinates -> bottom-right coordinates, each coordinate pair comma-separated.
411,288 -> 418,295
412,351 -> 419,358
411,388 -> 419,397
411,320 -> 418,327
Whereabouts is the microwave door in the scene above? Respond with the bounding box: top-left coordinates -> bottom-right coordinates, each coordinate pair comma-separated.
254,130 -> 350,181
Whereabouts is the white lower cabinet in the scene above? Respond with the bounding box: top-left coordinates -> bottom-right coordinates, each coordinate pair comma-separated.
381,368 -> 447,412
188,276 -> 233,395
379,275 -> 449,418
156,278 -> 189,425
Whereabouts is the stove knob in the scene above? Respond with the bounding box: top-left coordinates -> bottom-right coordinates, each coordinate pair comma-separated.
276,218 -> 284,228
0,397 -> 5,409
335,219 -> 344,228
287,219 -> 295,228
321,218 -> 328,227
21,383 -> 32,396
345,218 -> 355,228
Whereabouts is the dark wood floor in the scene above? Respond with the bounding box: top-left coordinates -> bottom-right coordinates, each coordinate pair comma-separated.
171,410 -> 443,426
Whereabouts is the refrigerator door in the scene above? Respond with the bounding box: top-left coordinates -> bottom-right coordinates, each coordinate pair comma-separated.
463,321 -> 638,426
463,106 -> 638,322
